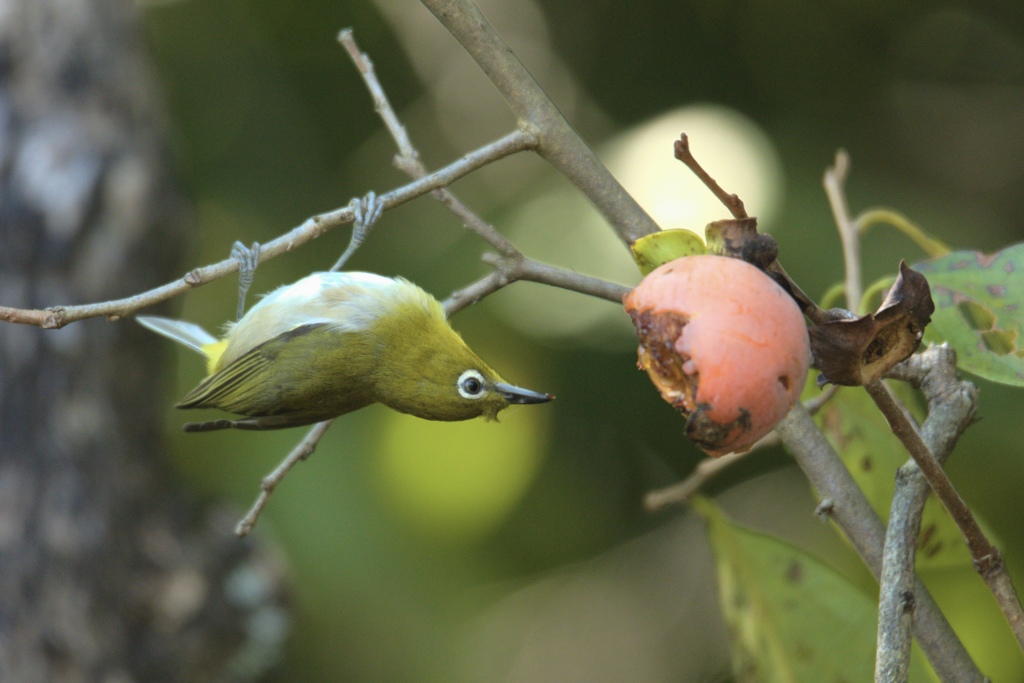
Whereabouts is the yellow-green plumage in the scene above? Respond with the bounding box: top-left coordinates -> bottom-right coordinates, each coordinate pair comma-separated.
137,272 -> 551,431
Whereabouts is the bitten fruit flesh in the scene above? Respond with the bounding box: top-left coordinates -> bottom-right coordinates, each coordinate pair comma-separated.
624,255 -> 810,456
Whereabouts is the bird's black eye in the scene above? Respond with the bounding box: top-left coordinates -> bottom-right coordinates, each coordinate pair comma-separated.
457,370 -> 486,399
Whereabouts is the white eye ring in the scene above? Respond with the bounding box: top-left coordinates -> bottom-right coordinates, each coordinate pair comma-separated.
457,370 -> 486,400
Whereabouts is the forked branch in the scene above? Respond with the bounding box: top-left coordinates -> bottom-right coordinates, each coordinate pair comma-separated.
0,130 -> 537,328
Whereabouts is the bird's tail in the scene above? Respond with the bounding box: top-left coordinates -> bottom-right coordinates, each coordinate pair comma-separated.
137,316 -> 227,374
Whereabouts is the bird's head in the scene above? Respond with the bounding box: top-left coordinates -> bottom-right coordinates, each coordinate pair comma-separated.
370,288 -> 552,421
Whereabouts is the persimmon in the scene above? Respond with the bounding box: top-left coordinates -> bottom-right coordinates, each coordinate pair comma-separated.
624,254 -> 810,456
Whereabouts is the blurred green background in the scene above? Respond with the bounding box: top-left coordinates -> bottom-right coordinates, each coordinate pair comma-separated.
138,1 -> 1024,680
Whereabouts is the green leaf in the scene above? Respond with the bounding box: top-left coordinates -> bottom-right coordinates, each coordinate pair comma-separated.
630,229 -> 706,275
694,497 -> 933,682
921,565 -> 1024,682
914,245 -> 1024,386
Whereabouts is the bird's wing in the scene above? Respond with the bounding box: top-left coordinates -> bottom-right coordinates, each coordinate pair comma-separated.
176,322 -> 326,415
136,316 -> 218,355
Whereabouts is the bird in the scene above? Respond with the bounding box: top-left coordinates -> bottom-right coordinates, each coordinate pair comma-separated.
137,271 -> 553,432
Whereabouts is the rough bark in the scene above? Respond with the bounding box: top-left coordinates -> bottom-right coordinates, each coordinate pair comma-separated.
0,1 -> 289,681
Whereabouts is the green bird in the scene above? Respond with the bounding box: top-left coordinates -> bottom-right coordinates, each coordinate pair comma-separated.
138,272 -> 552,431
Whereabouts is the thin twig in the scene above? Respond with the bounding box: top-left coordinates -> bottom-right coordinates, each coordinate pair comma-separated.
339,28 -> 519,257
340,27 -> 632,319
420,0 -> 661,246
671,133 -> 831,325
804,384 -> 839,415
337,28 -> 418,162
644,451 -> 749,512
643,387 -> 840,514
865,379 -> 1024,655
673,134 -> 747,220
235,420 -> 334,537
823,150 -> 861,308
509,256 -> 630,303
0,129 -> 536,328
443,271 -> 509,317
442,254 -> 629,317
864,380 -> 989,561
774,405 -> 983,681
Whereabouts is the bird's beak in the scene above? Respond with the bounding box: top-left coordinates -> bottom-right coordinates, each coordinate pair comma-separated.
495,382 -> 554,405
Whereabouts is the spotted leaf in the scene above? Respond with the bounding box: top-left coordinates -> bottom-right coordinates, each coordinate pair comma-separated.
915,244 -> 1024,386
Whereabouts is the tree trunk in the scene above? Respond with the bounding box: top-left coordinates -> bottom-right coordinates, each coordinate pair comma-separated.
0,1 -> 289,680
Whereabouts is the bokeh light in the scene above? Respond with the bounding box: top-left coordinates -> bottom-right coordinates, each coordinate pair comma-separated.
374,407 -> 549,543
603,104 -> 784,232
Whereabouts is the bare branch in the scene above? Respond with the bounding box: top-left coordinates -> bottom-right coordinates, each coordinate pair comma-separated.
823,150 -> 861,308
865,379 -> 986,562
340,27 -> 630,321
338,28 -> 419,165
865,378 -> 1024,656
339,28 -> 519,257
642,387 -> 840,514
0,129 -> 536,328
443,254 -> 628,317
673,134 -> 747,220
644,451 -> 749,512
804,385 -> 839,415
774,405 -> 984,681
235,420 -> 334,537
508,256 -> 630,303
876,464 -> 929,683
443,271 -> 509,317
420,0 -> 661,246
876,348 -> 978,682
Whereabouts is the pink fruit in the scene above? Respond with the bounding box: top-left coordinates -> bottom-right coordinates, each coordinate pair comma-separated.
624,255 -> 810,456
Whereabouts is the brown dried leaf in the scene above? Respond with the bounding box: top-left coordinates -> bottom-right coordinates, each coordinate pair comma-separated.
809,261 -> 935,386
